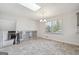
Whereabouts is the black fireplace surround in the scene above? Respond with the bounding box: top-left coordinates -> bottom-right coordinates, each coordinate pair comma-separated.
8,31 -> 16,40
8,31 -> 20,44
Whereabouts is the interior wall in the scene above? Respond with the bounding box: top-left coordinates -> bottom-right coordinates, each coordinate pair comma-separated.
0,19 -> 16,31
77,13 -> 79,26
37,11 -> 79,45
0,14 -> 37,31
0,14 -> 16,47
16,17 -> 37,31
0,31 -> 3,48
0,14 -> 16,31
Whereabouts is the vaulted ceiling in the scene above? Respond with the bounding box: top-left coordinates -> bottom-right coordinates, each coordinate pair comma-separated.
0,3 -> 79,20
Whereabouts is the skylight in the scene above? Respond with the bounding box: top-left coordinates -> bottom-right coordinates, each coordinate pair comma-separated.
20,3 -> 40,11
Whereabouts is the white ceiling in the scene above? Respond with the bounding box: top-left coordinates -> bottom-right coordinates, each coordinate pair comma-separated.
0,3 -> 79,20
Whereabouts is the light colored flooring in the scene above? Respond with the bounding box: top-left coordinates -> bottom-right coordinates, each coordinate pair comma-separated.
0,38 -> 79,55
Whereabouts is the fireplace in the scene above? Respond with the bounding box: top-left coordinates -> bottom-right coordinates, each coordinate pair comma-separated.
8,31 -> 16,40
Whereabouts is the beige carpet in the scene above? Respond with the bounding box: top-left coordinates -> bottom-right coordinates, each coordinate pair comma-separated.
0,38 -> 79,55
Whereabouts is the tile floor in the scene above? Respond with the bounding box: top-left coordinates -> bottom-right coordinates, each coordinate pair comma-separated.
0,38 -> 79,55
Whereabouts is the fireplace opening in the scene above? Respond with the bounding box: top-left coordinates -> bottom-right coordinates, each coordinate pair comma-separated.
8,31 -> 16,40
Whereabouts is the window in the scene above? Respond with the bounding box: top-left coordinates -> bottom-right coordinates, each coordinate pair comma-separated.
46,19 -> 62,33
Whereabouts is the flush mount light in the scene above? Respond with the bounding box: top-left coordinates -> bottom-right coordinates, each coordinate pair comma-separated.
40,8 -> 47,23
40,19 -> 47,22
20,3 -> 40,11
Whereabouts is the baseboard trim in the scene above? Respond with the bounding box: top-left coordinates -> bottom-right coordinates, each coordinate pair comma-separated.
38,37 -> 79,47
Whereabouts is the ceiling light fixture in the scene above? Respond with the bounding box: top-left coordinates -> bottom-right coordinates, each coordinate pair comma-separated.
40,19 -> 47,22
40,9 -> 47,23
20,3 -> 41,11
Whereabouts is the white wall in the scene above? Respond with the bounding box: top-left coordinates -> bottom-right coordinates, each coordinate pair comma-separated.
16,18 -> 37,31
0,31 -> 3,48
0,19 -> 16,31
0,15 -> 16,47
37,11 -> 79,45
0,13 -> 16,31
